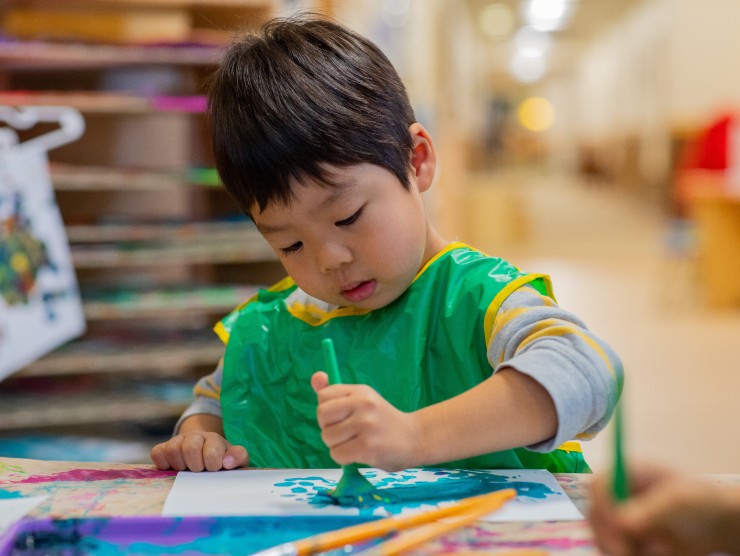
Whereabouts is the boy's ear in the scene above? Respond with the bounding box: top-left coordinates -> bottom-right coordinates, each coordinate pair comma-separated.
409,123 -> 436,193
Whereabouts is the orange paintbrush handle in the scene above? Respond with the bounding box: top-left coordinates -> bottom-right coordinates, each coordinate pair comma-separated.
373,488 -> 516,555
292,488 -> 517,555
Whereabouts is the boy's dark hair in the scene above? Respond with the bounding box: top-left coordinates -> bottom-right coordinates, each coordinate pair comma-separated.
208,15 -> 416,214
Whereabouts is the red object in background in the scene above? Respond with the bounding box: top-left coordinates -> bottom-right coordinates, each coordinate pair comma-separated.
682,113 -> 733,171
674,112 -> 736,217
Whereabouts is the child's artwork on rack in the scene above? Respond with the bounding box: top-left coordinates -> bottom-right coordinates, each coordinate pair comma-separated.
162,468 -> 584,522
0,106 -> 86,380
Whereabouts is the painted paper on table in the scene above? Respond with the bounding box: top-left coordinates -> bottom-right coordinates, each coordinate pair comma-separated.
0,515 -> 376,556
0,109 -> 86,380
0,492 -> 46,536
162,468 -> 583,522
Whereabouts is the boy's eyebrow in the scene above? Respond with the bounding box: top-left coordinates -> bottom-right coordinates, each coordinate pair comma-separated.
255,222 -> 287,235
256,178 -> 358,235
318,175 -> 360,208
319,188 -> 350,209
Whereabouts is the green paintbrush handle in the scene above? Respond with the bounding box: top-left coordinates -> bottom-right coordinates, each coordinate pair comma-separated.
613,401 -> 629,502
320,338 -> 384,501
322,338 -> 342,385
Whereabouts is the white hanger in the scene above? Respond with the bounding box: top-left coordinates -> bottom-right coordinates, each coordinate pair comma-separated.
0,105 -> 85,153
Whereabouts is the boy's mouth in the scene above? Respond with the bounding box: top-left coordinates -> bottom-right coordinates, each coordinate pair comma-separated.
341,280 -> 377,303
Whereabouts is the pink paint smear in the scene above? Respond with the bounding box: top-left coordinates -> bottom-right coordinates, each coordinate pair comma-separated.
8,468 -> 177,484
449,538 -> 593,550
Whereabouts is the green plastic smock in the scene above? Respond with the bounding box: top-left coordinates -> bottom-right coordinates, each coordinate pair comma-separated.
217,242 -> 590,472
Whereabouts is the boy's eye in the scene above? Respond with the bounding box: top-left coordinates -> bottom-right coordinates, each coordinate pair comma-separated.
335,206 -> 364,227
280,241 -> 303,255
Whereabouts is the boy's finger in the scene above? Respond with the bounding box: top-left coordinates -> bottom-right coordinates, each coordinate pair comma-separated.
316,397 -> 354,428
311,371 -> 330,392
150,443 -> 171,470
321,416 -> 359,449
223,444 -> 249,469
328,434 -> 369,466
163,436 -> 189,471
315,384 -> 355,405
181,434 -> 207,472
202,436 -> 227,471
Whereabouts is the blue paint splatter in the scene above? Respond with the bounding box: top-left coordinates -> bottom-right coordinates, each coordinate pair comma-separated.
273,469 -> 557,515
0,488 -> 24,499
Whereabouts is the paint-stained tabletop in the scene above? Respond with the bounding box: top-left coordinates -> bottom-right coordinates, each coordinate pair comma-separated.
1,456 -> 596,554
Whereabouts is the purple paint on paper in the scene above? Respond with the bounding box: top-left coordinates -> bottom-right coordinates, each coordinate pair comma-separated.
0,515 -> 375,555
9,468 -> 177,484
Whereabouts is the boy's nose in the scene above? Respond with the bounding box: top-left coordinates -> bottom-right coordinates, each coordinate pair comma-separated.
318,241 -> 352,272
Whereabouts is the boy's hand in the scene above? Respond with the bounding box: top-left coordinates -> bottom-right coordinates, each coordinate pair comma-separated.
150,431 -> 248,472
311,371 -> 420,471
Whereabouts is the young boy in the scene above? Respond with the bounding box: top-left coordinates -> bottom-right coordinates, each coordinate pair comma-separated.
150,15 -> 623,474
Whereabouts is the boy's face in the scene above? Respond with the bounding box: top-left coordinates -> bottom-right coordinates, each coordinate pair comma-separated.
252,163 -> 438,310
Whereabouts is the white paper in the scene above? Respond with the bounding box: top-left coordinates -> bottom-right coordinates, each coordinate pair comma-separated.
162,468 -> 583,522
0,494 -> 47,535
0,146 -> 85,380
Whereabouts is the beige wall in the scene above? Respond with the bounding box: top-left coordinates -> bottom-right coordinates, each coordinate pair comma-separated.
668,0 -> 740,121
570,0 -> 740,146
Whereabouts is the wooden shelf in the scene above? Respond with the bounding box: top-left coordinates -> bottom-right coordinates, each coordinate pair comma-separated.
51,163 -> 220,191
6,0 -> 273,7
0,41 -> 224,70
66,221 -> 255,243
0,392 -> 190,431
0,0 -> 279,439
19,334 -> 224,377
0,91 -> 206,114
71,238 -> 275,267
81,284 -> 258,320
1,0 -> 273,48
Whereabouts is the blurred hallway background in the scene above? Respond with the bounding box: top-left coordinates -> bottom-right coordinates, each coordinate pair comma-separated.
459,167 -> 740,474
333,0 -> 740,473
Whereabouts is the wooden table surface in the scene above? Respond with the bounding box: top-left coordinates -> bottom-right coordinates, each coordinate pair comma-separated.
0,456 -> 599,554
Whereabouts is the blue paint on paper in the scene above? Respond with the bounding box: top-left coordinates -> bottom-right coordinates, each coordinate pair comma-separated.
0,488 -> 23,499
273,469 -> 557,516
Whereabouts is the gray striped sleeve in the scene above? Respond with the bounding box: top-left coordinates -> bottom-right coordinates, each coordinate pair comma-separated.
488,285 -> 623,453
